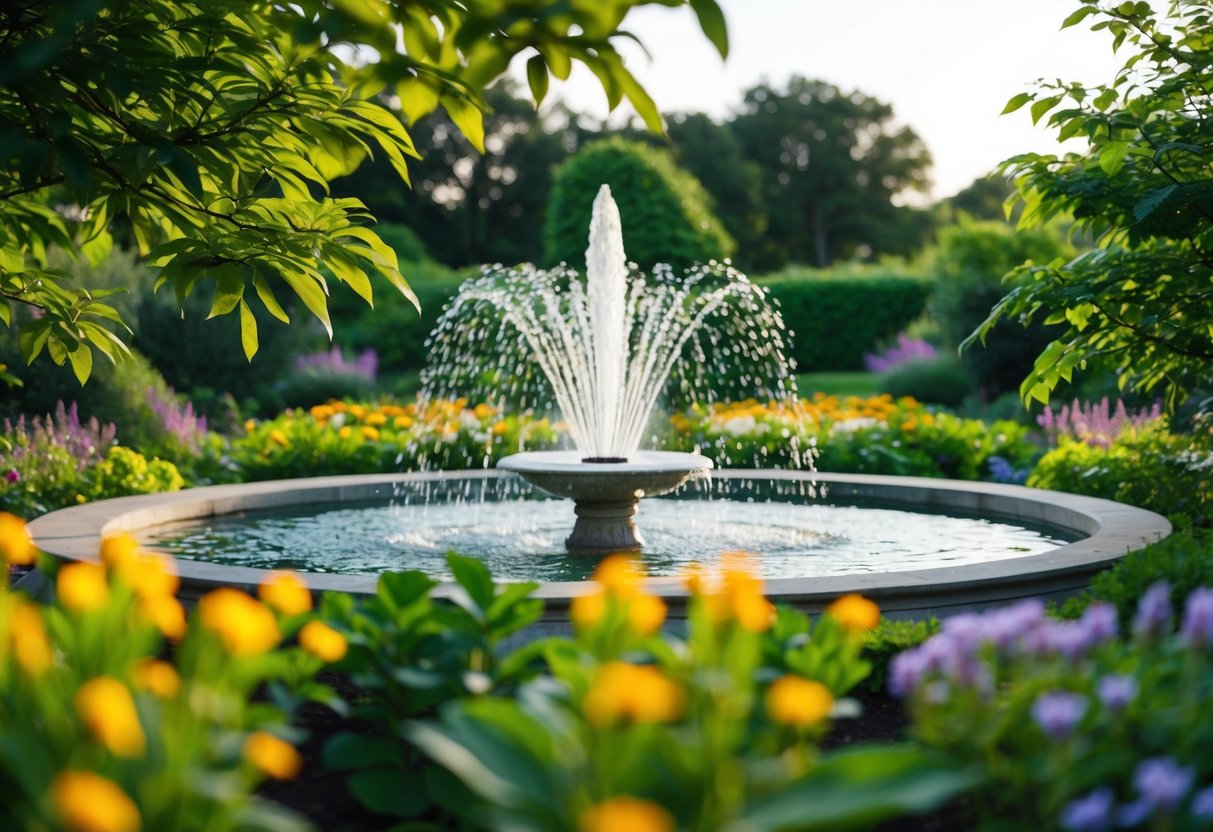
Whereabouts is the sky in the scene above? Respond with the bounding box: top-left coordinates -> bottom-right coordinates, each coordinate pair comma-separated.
517,0 -> 1124,201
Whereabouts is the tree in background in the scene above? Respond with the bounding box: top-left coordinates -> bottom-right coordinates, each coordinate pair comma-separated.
0,0 -> 727,384
942,175 -> 1018,224
975,0 -> 1213,410
543,138 -> 735,271
729,77 -> 934,270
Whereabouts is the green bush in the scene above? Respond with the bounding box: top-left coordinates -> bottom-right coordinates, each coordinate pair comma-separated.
758,266 -> 932,372
859,617 -> 939,694
930,219 -> 1072,398
877,356 -> 975,408
543,137 -> 735,271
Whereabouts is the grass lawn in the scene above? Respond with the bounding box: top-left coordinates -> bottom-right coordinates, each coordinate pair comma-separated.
796,371 -> 881,398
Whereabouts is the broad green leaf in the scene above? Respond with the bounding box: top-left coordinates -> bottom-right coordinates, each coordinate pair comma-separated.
67,343 -> 93,385
442,96 -> 485,154
348,768 -> 427,818
690,0 -> 729,58
525,55 -> 549,107
238,299 -> 258,361
1098,140 -> 1132,174
323,733 -> 402,771
252,275 -> 290,324
446,552 -> 495,613
1030,95 -> 1063,125
280,269 -> 333,339
1061,5 -> 1099,28
1001,92 -> 1032,115
208,268 -> 245,318
398,77 -> 441,124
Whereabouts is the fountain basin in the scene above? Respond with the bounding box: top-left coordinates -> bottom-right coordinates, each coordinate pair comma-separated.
497,450 -> 712,554
27,471 -> 1170,622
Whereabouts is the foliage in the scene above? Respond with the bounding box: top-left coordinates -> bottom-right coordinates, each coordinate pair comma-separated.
1057,531 -> 1213,629
1028,417 -> 1213,528
543,138 -> 735,271
877,356 -> 976,409
894,587 -> 1213,831
409,555 -> 978,831
0,522 -> 339,831
978,0 -> 1213,411
859,617 -> 940,695
665,394 -> 1038,480
931,218 -> 1073,399
315,553 -> 543,823
0,402 -> 115,518
0,0 -> 726,379
232,399 -> 561,480
730,77 -> 934,270
758,266 -> 932,372
84,446 -> 184,502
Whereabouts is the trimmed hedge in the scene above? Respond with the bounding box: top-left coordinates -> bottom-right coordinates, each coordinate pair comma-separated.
758,267 -> 932,372
543,138 -> 734,271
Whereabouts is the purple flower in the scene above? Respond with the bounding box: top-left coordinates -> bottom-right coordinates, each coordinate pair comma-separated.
1036,397 -> 1163,448
1133,581 -> 1173,639
1060,787 -> 1115,832
1031,691 -> 1087,741
1134,757 -> 1194,812
1080,603 -> 1119,645
295,345 -> 378,381
1191,786 -> 1213,818
4,468 -> 17,483
863,333 -> 936,373
1095,674 -> 1137,713
888,649 -> 926,698
1181,588 -> 1213,648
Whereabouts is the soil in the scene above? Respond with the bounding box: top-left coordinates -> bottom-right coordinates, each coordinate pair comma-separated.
261,679 -> 976,831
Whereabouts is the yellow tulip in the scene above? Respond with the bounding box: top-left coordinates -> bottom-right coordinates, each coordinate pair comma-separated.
244,731 -> 302,779
57,562 -> 110,613
131,659 -> 181,698
583,662 -> 684,727
10,600 -> 53,676
0,512 -> 36,565
766,675 -> 834,727
199,588 -> 280,656
580,797 -> 672,832
52,771 -> 141,832
76,676 -> 146,757
299,621 -> 348,662
258,571 -> 312,616
826,594 -> 880,632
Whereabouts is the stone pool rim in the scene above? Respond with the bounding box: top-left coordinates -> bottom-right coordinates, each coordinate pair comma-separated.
26,470 -> 1172,619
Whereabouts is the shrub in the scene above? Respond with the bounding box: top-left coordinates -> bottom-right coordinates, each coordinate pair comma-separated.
85,446 -> 185,501
0,403 -> 116,518
894,586 -> 1213,831
543,137 -> 735,271
877,355 -> 975,408
758,266 -> 932,372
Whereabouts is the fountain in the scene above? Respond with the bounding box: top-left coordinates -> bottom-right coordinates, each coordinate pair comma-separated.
25,187 -> 1172,620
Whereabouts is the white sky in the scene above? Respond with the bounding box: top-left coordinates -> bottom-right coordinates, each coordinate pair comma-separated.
518,0 -> 1124,200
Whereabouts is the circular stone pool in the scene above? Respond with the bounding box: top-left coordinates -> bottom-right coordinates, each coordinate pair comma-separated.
28,470 -> 1171,620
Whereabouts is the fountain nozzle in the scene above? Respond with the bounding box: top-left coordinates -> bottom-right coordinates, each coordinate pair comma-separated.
581,456 -> 628,464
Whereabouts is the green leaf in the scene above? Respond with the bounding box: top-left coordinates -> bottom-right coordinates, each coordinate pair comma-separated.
525,55 -> 549,107
442,96 -> 485,154
348,768 -> 428,818
1001,92 -> 1032,115
208,268 -> 245,319
690,0 -> 729,58
238,299 -> 258,361
253,275 -> 290,324
377,571 -> 438,610
446,552 -> 494,613
1030,95 -> 1063,125
323,733 -> 402,771
1098,140 -> 1132,174
67,343 -> 92,385
1061,5 -> 1099,29
280,269 -> 333,339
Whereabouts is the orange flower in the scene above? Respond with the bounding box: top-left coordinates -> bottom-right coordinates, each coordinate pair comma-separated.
75,676 -> 146,757
299,621 -> 348,662
826,594 -> 880,632
127,553 -> 179,600
364,412 -> 388,427
269,429 -> 290,448
628,593 -> 667,636
580,797 -> 673,832
592,554 -> 642,599
258,571 -> 312,616
569,588 -> 607,629
57,562 -> 110,613
394,415 -> 414,430
52,771 -> 141,832
338,426 -> 352,439
720,555 -> 774,633
199,588 -> 280,656
0,512 -> 36,565
10,599 -> 53,676
138,594 -> 186,640
359,426 -> 380,441
583,662 -> 684,727
131,659 -> 181,698
99,533 -> 139,572
766,675 -> 834,727
244,731 -> 302,779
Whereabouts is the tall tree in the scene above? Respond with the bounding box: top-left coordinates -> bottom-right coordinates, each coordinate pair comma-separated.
729,77 -> 933,270
0,0 -> 727,383
974,0 -> 1213,410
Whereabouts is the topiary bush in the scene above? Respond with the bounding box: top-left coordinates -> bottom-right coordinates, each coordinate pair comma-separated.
757,266 -> 932,372
543,137 -> 735,271
877,355 -> 975,408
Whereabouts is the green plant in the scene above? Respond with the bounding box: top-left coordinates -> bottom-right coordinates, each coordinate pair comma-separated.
84,445 -> 184,501
978,0 -> 1213,410
315,553 -> 544,822
859,617 -> 940,695
544,138 -> 735,271
877,356 -> 976,408
758,266 -> 932,372
894,586 -> 1213,831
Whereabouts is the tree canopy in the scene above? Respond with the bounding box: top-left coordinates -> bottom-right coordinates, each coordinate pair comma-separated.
0,0 -> 727,383
973,0 -> 1213,410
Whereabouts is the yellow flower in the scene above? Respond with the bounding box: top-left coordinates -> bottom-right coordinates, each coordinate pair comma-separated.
393,415 -> 414,430
127,553 -> 180,600
244,418 -> 256,433
339,426 -> 352,439
52,771 -> 141,832
138,594 -> 186,640
10,600 -> 53,676
244,731 -> 303,780
592,554 -> 642,599
199,588 -> 280,656
766,675 -> 834,727
99,533 -> 139,572
309,404 -> 335,421
269,429 -> 290,448
76,676 -> 146,757
569,589 -> 607,628
364,412 -> 388,427
583,662 -> 684,727
473,403 -> 494,419
57,562 -> 110,613
359,426 -> 380,441
491,420 -> 508,435
580,797 -> 673,832
628,593 -> 667,636
299,620 -> 348,662
347,404 -> 367,420
258,571 -> 312,616
826,594 -> 880,632
131,659 -> 181,698
0,512 -> 36,565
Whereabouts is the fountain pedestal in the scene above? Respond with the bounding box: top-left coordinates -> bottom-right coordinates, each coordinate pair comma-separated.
497,451 -> 713,555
